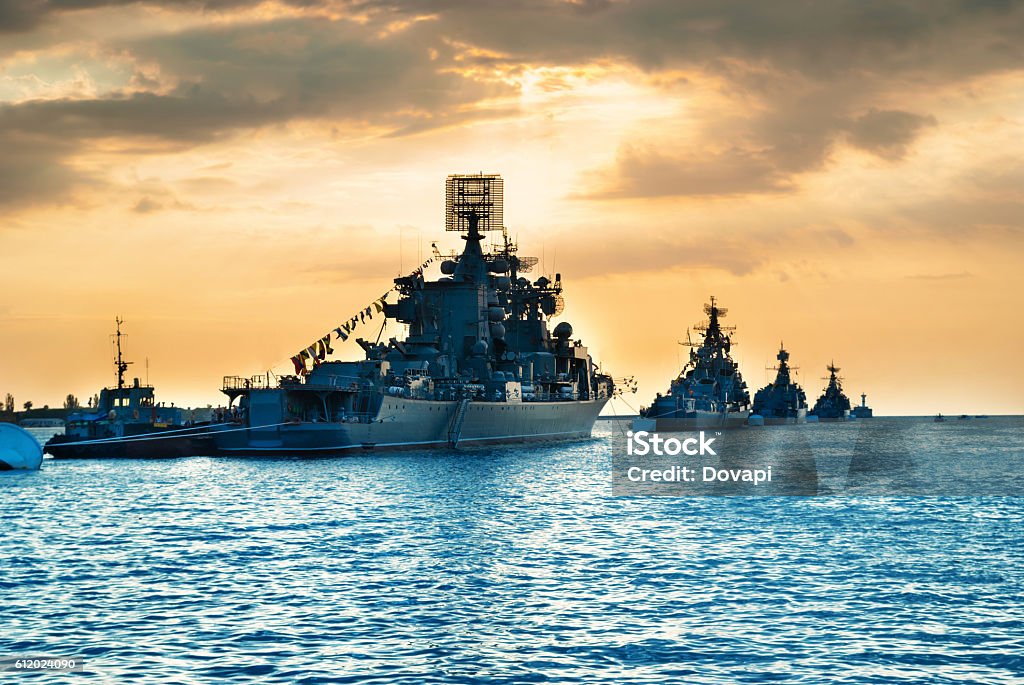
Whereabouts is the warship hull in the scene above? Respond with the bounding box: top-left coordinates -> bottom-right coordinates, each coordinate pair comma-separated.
757,408 -> 808,425
759,416 -> 807,426
635,410 -> 750,432
213,396 -> 608,455
46,431 -> 216,459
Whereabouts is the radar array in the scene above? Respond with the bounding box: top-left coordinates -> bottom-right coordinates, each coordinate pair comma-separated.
445,174 -> 503,232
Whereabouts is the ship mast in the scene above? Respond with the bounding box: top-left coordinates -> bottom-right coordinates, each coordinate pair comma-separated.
446,173 -> 504,283
112,317 -> 132,390
821,361 -> 842,393
768,342 -> 797,386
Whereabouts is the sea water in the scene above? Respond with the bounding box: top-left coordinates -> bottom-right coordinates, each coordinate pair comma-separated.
2,418 -> 1022,683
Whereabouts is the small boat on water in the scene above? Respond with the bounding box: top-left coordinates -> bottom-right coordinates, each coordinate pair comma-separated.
0,423 -> 43,470
934,413 -> 946,423
44,319 -> 215,459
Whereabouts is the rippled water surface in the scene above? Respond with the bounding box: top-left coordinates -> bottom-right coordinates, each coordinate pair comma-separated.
3,419 -> 1023,683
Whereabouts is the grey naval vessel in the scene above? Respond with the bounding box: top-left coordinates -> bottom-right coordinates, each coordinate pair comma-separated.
46,319 -> 214,458
636,297 -> 750,431
809,362 -> 852,421
749,344 -> 808,425
212,174 -> 615,454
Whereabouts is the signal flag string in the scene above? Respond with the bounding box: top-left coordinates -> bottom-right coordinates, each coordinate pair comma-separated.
288,256 -> 438,376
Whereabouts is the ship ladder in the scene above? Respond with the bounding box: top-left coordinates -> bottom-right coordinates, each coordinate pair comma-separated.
448,399 -> 472,447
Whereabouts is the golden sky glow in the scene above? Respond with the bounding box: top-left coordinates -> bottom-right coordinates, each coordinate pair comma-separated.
2,0 -> 1023,414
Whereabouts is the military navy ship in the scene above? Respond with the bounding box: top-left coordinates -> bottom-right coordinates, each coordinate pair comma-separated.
750,344 -> 808,425
46,319 -> 214,458
809,362 -> 852,421
211,174 -> 615,454
636,297 -> 750,430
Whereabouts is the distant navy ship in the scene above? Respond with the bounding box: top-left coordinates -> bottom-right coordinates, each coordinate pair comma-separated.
637,297 -> 750,430
750,344 -> 808,425
211,174 -> 615,454
45,319 -> 214,458
809,362 -> 852,422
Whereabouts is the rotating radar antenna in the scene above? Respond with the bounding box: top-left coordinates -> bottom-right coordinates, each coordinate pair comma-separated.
446,174 -> 504,234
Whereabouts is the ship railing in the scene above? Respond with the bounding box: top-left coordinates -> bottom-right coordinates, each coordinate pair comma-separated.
222,375 -> 274,391
300,374 -> 367,392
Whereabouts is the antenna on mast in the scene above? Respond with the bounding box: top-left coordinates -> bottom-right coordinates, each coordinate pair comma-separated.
112,317 -> 132,390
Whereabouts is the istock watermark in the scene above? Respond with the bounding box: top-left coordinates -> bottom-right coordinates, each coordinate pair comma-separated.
625,430 -> 718,457
614,429 -> 783,495
609,418 -> 1024,497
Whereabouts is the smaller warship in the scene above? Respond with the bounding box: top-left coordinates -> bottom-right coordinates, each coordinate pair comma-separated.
45,319 -> 213,458
809,362 -> 852,422
851,393 -> 873,418
750,344 -> 808,424
638,297 -> 750,430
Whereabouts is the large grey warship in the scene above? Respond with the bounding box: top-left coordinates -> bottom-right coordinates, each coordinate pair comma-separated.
636,297 -> 750,430
212,174 -> 615,454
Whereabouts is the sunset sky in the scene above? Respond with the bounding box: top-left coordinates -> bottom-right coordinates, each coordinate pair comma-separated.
2,0 -> 1023,415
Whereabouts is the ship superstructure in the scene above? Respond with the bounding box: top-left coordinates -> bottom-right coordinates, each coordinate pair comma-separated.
751,343 -> 808,424
213,174 -> 614,454
637,297 -> 750,430
810,362 -> 852,421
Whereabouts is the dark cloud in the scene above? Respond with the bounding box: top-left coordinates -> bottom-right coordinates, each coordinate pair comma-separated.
1,89 -> 286,143
845,109 -> 937,160
583,145 -> 793,199
546,219 -> 858,278
0,15 -> 511,208
585,103 -> 939,199
1,17 -> 508,142
354,0 -> 1024,81
132,196 -> 163,213
0,0 -> 329,34
2,0 -> 1022,208
381,0 -> 1019,198
9,1 -> 1023,79
0,133 -> 87,208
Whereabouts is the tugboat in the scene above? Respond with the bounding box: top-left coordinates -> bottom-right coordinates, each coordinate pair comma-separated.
749,343 -> 808,425
809,362 -> 852,422
851,393 -> 873,418
45,319 -> 214,458
636,297 -> 750,430
211,174 -> 616,454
